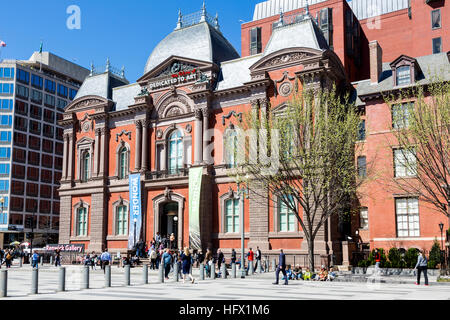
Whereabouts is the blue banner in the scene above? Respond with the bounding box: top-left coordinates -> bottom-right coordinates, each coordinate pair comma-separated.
128,173 -> 142,250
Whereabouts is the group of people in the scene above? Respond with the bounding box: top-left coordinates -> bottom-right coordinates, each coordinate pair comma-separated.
283,264 -> 337,281
82,249 -> 112,272
0,248 -> 18,268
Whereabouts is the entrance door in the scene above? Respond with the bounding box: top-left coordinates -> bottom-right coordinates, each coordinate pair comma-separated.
160,202 -> 178,246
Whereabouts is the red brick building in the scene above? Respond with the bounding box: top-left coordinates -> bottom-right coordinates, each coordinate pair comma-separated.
58,0 -> 449,265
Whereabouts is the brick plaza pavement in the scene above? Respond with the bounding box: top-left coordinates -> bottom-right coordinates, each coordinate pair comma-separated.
0,265 -> 448,300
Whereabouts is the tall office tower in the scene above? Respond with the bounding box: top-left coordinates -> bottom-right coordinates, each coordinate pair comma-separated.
0,51 -> 89,247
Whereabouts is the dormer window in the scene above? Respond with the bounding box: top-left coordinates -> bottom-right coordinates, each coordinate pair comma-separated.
390,55 -> 421,87
396,66 -> 411,86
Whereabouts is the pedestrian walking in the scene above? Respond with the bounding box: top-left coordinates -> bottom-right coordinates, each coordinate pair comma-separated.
31,250 -> 39,269
150,248 -> 157,270
374,249 -> 381,274
181,247 -> 195,283
247,248 -> 254,274
100,249 -> 112,273
256,246 -> 262,272
273,249 -> 288,285
231,248 -> 236,265
217,249 -> 224,272
415,250 -> 429,286
54,249 -> 61,267
161,248 -> 173,280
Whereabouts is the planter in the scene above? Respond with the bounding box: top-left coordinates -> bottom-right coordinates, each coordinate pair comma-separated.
351,267 -> 440,276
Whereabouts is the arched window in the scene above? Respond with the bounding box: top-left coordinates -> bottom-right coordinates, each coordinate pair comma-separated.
225,198 -> 240,233
168,130 -> 183,174
115,205 -> 128,235
224,129 -> 238,168
81,151 -> 91,182
118,147 -> 128,179
76,206 -> 88,236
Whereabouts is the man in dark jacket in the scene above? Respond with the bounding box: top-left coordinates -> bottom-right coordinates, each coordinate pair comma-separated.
231,249 -> 236,264
256,246 -> 262,272
217,249 -> 224,271
273,249 -> 288,285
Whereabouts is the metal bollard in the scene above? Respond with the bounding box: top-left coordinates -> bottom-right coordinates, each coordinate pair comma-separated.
158,264 -> 164,283
272,259 -> 276,272
199,263 -> 205,280
31,268 -> 38,294
174,263 -> 179,282
82,266 -> 89,289
0,269 -> 7,297
258,260 -> 263,273
249,261 -> 254,275
40,256 -> 43,266
105,265 -> 111,287
221,263 -> 227,279
124,265 -> 131,286
265,260 -> 269,272
50,256 -> 53,266
232,263 -> 236,278
142,264 -> 148,285
58,267 -> 66,292
211,262 -> 216,279
19,256 -> 23,268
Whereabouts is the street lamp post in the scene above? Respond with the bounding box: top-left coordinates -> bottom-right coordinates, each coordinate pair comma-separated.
236,175 -> 249,279
133,218 -> 137,250
439,222 -> 445,269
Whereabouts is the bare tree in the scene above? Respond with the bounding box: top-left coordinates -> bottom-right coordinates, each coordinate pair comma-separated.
229,87 -> 364,270
386,81 -> 450,226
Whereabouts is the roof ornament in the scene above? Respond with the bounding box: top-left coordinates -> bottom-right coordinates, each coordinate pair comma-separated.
214,12 -> 220,30
105,57 -> 110,72
121,66 -> 125,78
305,0 -> 310,18
200,0 -> 206,22
176,9 -> 183,30
90,62 -> 94,76
277,7 -> 284,27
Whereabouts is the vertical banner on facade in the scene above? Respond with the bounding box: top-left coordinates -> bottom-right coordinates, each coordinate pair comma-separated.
188,167 -> 203,250
128,173 -> 142,250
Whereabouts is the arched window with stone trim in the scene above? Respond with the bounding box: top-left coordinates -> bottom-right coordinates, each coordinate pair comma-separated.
76,206 -> 88,236
168,130 -> 183,174
118,146 -> 129,179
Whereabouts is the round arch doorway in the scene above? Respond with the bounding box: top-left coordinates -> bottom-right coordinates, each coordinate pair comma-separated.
160,202 -> 178,249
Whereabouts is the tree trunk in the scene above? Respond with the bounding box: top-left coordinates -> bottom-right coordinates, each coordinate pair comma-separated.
307,237 -> 315,271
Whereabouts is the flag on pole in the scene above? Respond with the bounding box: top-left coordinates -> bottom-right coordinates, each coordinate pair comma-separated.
39,41 -> 43,53
0,41 -> 6,47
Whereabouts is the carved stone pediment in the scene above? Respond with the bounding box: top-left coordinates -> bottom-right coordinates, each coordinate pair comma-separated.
156,94 -> 192,119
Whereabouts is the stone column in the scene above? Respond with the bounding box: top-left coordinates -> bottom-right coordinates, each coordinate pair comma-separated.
141,120 -> 149,172
202,107 -> 210,164
62,134 -> 69,180
161,142 -> 167,172
99,127 -> 107,177
93,128 -> 101,177
67,133 -> 74,181
134,120 -> 142,172
194,109 -> 203,165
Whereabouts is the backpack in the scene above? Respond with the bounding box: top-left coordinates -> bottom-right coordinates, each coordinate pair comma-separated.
150,251 -> 157,259
6,253 -> 11,260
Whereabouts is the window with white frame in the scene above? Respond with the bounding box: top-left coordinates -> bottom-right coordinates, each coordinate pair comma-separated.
76,206 -> 88,236
360,207 -> 368,229
115,205 -> 128,235
168,130 -> 183,174
224,198 -> 240,233
394,148 -> 416,177
396,66 -> 411,86
81,150 -> 91,182
118,146 -> 128,179
224,128 -> 238,168
396,197 -> 420,237
392,102 -> 412,129
278,195 -> 296,232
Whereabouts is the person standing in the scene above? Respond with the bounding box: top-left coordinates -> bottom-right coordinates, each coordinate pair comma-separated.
256,246 -> 262,272
247,248 -> 254,274
374,249 -> 381,273
415,250 -> 429,286
205,248 -> 213,277
273,249 -> 288,285
231,248 -> 236,265
54,249 -> 61,267
161,248 -> 173,280
217,249 -> 224,272
181,247 -> 195,283
100,249 -> 112,273
150,248 -> 157,270
31,250 -> 39,269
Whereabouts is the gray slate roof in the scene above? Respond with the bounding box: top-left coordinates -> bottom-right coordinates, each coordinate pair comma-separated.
144,22 -> 240,74
74,71 -> 129,103
356,52 -> 450,98
215,54 -> 263,91
263,16 -> 328,57
113,83 -> 142,111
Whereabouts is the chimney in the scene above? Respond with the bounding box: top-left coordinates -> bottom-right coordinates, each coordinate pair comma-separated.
369,40 -> 382,84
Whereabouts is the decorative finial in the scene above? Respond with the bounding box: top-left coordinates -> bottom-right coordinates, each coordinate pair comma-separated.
305,0 -> 310,16
278,7 -> 284,26
90,62 -> 94,76
176,9 -> 183,29
121,66 -> 125,78
106,57 -> 110,72
200,0 -> 206,22
214,12 -> 220,30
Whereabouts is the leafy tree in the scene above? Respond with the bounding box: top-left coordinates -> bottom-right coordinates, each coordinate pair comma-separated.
428,240 -> 441,269
232,87 -> 364,270
404,248 -> 419,268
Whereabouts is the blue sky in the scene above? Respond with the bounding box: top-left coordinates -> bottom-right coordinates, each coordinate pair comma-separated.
0,0 -> 262,82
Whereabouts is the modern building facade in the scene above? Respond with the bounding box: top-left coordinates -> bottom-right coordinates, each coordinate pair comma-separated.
0,52 -> 89,247
58,0 -> 449,266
